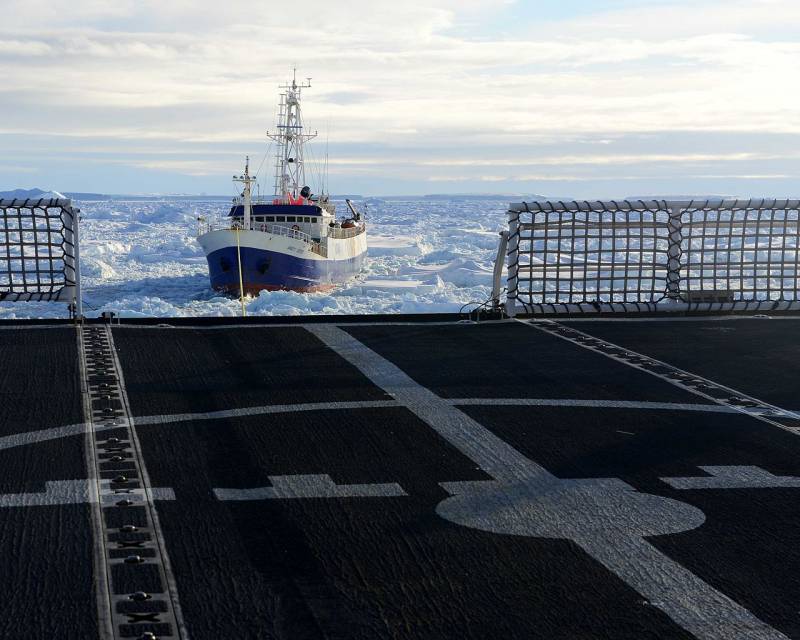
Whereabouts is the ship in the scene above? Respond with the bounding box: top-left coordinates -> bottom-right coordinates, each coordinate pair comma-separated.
197,72 -> 367,294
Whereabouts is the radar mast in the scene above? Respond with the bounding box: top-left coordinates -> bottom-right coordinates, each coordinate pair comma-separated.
267,69 -> 317,203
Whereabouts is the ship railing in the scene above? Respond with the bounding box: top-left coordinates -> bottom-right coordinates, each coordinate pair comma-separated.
501,198 -> 800,316
232,196 -> 274,206
327,223 -> 365,240
253,222 -> 313,243
197,219 -> 319,248
197,219 -> 216,235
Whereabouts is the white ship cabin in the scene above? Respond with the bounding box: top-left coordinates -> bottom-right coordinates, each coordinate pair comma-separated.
225,188 -> 366,259
247,201 -> 335,243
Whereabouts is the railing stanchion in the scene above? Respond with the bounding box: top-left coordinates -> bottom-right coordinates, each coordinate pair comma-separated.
491,230 -> 509,312
506,210 -> 521,317
666,205 -> 684,302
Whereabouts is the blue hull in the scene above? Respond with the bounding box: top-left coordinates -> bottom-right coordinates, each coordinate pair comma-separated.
206,245 -> 365,293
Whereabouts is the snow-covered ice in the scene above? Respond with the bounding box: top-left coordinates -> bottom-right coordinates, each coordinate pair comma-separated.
0,198 -> 509,318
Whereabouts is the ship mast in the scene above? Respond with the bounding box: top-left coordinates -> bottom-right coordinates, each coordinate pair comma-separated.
267,69 -> 317,203
232,156 -> 255,230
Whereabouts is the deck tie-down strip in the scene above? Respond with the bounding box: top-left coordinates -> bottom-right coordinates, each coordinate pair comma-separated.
79,324 -> 187,640
524,320 -> 800,435
307,324 -> 789,640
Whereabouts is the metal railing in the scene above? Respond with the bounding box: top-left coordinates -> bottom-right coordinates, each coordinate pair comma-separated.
257,223 -> 312,243
504,198 -> 800,315
197,218 -> 325,256
0,198 -> 79,308
327,223 -> 366,240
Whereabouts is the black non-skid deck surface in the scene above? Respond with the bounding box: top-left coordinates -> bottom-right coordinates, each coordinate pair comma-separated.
114,327 -> 389,415
564,318 -> 800,410
4,320 -> 800,638
0,329 -> 97,639
345,322 -> 711,403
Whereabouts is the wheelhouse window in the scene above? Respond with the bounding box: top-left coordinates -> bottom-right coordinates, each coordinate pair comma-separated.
304,216 -> 311,223
276,216 -> 285,222
287,216 -> 296,222
265,216 -> 275,222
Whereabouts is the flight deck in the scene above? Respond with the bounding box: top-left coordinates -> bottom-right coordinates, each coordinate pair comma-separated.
2,315 -> 799,639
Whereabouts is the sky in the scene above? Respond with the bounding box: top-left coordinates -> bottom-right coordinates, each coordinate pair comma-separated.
0,0 -> 799,198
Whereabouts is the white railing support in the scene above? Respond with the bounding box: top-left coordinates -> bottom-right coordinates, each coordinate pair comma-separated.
505,210 -> 522,317
666,205 -> 683,301
72,206 -> 83,319
492,230 -> 509,311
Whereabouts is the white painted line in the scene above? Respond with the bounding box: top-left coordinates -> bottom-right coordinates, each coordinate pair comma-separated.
308,323 -> 789,640
215,474 -> 407,501
0,404 -> 401,455
0,481 -> 175,507
99,487 -> 177,503
150,487 -> 177,500
0,398 -> 753,460
0,480 -> 92,507
307,324 -> 549,483
0,423 -> 87,450
133,400 -> 400,427
662,466 -> 800,490
580,534 -> 783,640
451,398 -> 735,414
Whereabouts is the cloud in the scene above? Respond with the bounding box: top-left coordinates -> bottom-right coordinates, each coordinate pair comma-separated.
0,0 -> 799,195
0,164 -> 37,173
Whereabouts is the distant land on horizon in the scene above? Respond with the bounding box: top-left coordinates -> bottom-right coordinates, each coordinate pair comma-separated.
4,188 -> 750,204
0,187 -> 552,202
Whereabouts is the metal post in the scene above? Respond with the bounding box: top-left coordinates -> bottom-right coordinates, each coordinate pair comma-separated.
73,206 -> 83,319
505,211 -> 521,317
491,230 -> 509,311
666,205 -> 683,301
62,201 -> 83,319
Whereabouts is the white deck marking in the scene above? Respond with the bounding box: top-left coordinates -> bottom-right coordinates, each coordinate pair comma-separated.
0,481 -> 175,507
133,400 -> 400,426
0,400 -> 738,457
215,474 -> 406,500
308,324 -> 788,640
662,466 -> 800,490
451,398 -> 735,413
0,480 -> 94,506
0,423 -> 87,450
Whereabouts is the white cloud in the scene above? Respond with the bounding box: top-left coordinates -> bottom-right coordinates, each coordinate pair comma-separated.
0,0 -> 799,194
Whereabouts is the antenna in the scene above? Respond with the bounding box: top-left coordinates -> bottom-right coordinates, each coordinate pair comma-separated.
324,122 -> 330,196
232,155 -> 256,230
270,70 -> 316,201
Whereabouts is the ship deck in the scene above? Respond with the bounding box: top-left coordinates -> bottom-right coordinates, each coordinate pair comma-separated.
4,314 -> 800,639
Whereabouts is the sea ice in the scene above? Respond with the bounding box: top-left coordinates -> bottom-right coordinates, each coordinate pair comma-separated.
0,198 -> 509,319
